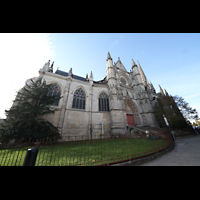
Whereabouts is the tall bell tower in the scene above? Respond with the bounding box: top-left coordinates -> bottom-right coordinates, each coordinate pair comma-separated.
106,52 -> 126,135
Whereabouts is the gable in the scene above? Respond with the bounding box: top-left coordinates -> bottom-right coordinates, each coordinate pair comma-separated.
115,58 -> 127,72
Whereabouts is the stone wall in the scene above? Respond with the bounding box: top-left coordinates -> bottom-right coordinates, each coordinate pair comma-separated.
42,73 -> 112,137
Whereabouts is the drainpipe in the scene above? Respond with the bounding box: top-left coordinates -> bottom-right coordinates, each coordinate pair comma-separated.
90,85 -> 93,139
89,71 -> 94,139
102,122 -> 104,135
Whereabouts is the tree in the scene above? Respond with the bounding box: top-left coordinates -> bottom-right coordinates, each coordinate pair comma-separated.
154,95 -> 188,129
173,95 -> 199,122
192,119 -> 200,127
0,77 -> 62,141
196,120 -> 200,126
192,122 -> 198,127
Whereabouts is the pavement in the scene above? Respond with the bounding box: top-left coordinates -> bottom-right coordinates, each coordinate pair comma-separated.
139,135 -> 200,166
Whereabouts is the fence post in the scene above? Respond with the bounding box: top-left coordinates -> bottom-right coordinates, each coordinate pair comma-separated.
23,148 -> 38,166
171,131 -> 176,141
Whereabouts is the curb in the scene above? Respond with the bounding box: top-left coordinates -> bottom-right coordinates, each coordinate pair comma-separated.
111,141 -> 175,166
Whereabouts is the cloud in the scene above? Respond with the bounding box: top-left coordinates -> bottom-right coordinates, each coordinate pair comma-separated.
0,33 -> 54,118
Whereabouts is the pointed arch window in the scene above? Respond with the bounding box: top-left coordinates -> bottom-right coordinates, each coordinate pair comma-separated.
72,88 -> 86,110
47,83 -> 61,106
99,92 -> 109,112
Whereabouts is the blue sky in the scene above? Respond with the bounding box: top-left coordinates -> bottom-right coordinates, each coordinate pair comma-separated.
0,33 -> 199,122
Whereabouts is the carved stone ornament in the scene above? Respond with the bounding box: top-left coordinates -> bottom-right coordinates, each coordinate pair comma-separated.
42,60 -> 50,72
117,88 -> 123,100
124,98 -> 141,126
108,89 -> 113,100
124,98 -> 136,112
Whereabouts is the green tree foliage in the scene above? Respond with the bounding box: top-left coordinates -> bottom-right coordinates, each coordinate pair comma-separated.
154,95 -> 188,129
0,77 -> 62,141
173,95 -> 199,122
192,122 -> 198,127
192,120 -> 200,127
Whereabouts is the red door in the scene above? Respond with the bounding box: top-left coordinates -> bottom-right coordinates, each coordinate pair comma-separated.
126,114 -> 135,127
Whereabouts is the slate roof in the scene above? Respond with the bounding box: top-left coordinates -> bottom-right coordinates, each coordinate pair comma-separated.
55,69 -> 86,82
55,70 -> 68,77
54,69 -> 107,84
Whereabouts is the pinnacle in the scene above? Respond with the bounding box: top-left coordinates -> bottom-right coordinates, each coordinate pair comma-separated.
138,61 -> 148,85
132,59 -> 136,66
68,68 -> 72,77
90,71 -> 93,80
159,84 -> 165,95
164,89 -> 169,96
137,60 -> 141,67
106,51 -> 112,61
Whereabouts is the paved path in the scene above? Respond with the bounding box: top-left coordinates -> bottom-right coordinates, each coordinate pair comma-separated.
139,135 -> 200,166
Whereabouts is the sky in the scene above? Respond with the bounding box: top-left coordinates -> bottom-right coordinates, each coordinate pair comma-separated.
0,33 -> 199,122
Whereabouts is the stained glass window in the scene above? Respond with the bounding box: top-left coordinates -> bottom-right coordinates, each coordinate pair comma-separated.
72,88 -> 86,110
99,92 -> 109,112
47,83 -> 61,106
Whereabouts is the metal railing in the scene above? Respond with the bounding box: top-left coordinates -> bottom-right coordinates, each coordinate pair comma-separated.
0,129 -> 173,166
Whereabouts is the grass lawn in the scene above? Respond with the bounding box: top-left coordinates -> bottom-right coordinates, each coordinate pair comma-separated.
0,137 -> 170,166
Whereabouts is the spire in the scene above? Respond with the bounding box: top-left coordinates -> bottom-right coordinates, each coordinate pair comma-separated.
137,60 -> 140,68
151,84 -> 156,93
106,51 -> 112,61
159,84 -> 164,95
149,81 -> 156,93
132,59 -> 136,67
138,61 -> 148,85
149,80 -> 152,89
146,79 -> 151,90
164,89 -> 169,96
90,71 -> 93,81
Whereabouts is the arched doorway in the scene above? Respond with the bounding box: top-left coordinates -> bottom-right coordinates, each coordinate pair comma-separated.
124,98 -> 141,127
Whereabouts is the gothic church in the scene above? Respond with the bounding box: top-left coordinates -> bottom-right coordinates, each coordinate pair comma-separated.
24,52 -> 167,138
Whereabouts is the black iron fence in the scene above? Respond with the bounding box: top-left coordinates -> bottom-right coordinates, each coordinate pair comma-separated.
0,129 -> 173,166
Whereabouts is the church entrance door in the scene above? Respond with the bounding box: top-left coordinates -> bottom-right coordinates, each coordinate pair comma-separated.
126,114 -> 135,127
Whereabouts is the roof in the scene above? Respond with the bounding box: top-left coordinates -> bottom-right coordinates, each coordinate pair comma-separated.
55,70 -> 68,77
55,70 -> 86,82
54,69 -> 107,84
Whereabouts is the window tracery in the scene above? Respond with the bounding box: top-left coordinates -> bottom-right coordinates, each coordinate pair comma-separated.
99,92 -> 109,112
72,88 -> 86,110
47,83 -> 61,106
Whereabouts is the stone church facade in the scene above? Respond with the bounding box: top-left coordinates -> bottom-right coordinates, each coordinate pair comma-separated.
25,52 -> 167,138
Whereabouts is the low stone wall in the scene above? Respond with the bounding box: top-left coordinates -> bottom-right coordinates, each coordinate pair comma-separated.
173,130 -> 195,137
